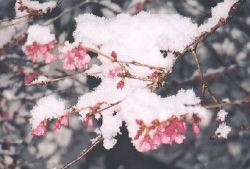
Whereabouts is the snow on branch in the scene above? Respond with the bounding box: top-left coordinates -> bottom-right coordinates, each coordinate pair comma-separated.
30,95 -> 66,131
16,0 -> 57,15
26,0 -> 240,155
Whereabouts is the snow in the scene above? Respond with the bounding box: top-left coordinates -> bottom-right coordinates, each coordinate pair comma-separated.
199,0 -> 238,32
103,138 -> 117,150
101,109 -> 122,149
0,26 -> 16,48
18,0 -> 57,13
58,41 -> 78,53
74,12 -> 199,68
25,25 -> 55,46
77,78 -> 207,149
31,75 -> 49,84
30,95 -> 66,129
215,122 -> 231,139
217,109 -> 228,122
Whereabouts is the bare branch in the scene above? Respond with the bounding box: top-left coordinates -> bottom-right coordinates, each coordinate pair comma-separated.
191,49 -> 220,104
202,99 -> 250,109
60,135 -> 104,169
25,71 -> 101,86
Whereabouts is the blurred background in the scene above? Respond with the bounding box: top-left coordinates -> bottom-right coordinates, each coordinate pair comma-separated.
0,0 -> 250,169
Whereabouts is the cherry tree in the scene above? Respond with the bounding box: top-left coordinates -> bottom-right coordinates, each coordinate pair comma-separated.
0,0 -> 249,168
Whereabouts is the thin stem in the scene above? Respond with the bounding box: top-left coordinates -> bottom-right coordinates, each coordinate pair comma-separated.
25,71 -> 101,86
191,49 -> 220,104
202,99 -> 250,109
86,47 -> 169,71
44,0 -> 90,26
60,135 -> 104,169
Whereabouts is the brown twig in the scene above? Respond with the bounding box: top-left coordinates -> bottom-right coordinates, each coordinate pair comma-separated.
60,135 -> 104,169
191,49 -> 220,104
202,99 -> 250,109
25,71 -> 101,86
86,47 -> 169,71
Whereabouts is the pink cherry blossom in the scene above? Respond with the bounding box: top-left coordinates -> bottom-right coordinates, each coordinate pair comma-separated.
134,117 -> 189,151
192,124 -> 200,135
111,51 -> 118,60
44,51 -> 57,64
32,121 -> 47,136
116,79 -> 125,90
138,135 -> 153,152
52,115 -> 69,130
24,71 -> 38,85
134,129 -> 143,140
61,46 -> 91,70
24,41 -> 57,64
108,67 -> 122,79
83,116 -> 93,128
161,134 -> 172,144
135,2 -> 143,13
60,115 -> 69,126
152,132 -> 162,148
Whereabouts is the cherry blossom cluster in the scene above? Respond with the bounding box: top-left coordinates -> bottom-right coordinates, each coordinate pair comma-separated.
131,111 -> 202,152
31,115 -> 69,136
30,99 -> 106,137
24,41 -> 57,63
23,25 -> 92,71
60,46 -> 91,70
24,40 -> 91,70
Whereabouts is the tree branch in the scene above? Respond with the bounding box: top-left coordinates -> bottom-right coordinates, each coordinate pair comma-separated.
60,135 -> 104,169
191,49 -> 220,104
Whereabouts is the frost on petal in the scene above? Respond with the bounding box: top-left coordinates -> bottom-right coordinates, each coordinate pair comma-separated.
217,109 -> 228,122
215,122 -> 231,139
30,95 -> 65,130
